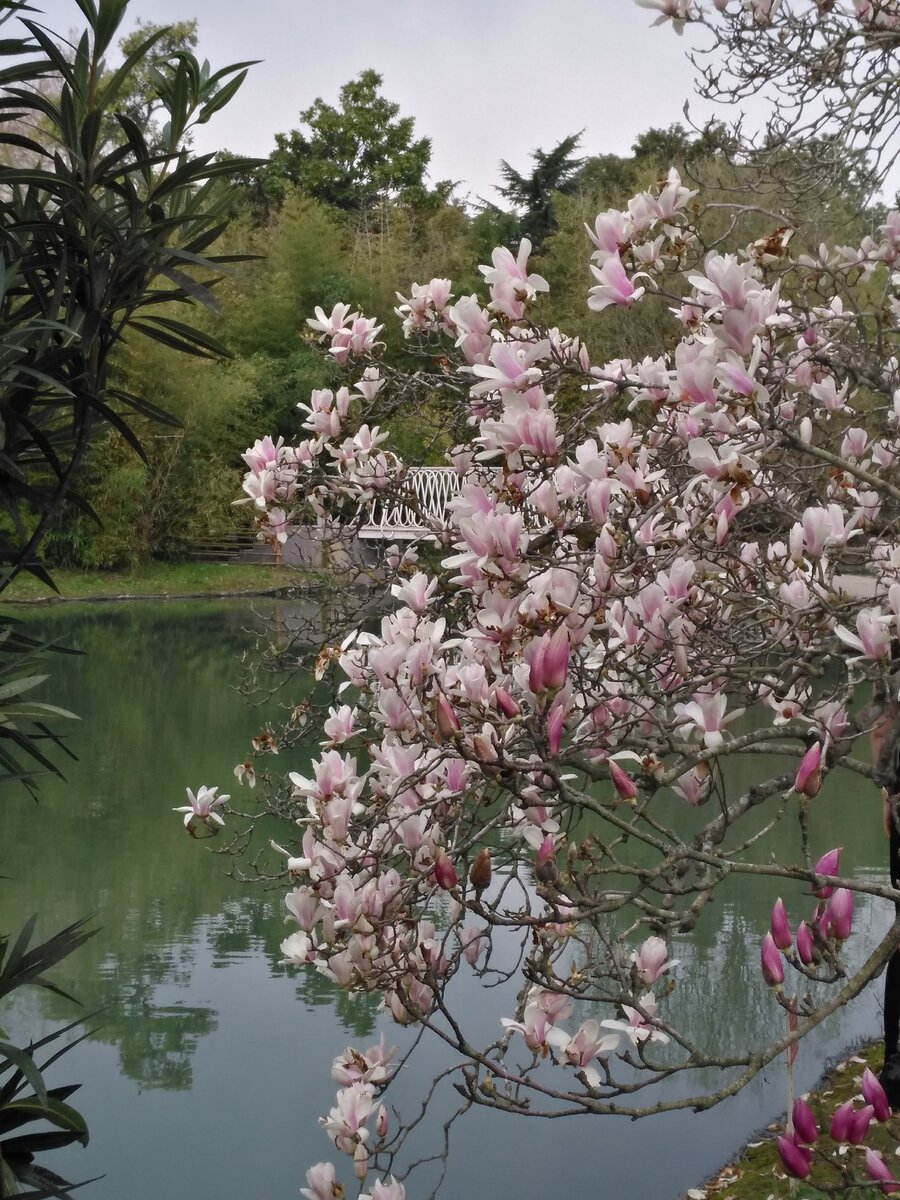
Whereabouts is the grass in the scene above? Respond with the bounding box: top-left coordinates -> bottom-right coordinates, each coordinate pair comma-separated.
1,561 -> 304,603
695,1042 -> 898,1199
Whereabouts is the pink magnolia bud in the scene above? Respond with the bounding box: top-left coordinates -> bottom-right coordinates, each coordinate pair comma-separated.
794,741 -> 822,797
546,703 -> 564,756
760,932 -> 784,988
866,1148 -> 900,1194
795,920 -> 815,965
436,694 -> 460,738
770,898 -> 793,951
826,888 -> 853,940
776,1136 -> 811,1179
433,849 -> 458,891
376,1104 -> 389,1139
830,1099 -> 855,1143
863,1068 -> 892,1123
493,686 -> 520,719
354,1141 -> 369,1181
813,847 -> 842,898
791,1097 -> 818,1145
848,1103 -> 875,1145
608,760 -> 638,803
528,626 -> 570,693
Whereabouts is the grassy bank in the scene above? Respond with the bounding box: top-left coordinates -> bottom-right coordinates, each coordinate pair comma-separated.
692,1042 -> 897,1199
1,562 -> 302,603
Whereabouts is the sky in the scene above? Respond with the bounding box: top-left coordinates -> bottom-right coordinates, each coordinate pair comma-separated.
36,0 -> 719,205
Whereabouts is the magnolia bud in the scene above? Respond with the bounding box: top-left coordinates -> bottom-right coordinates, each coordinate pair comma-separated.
813,847 -> 842,898
791,1097 -> 818,1145
770,898 -> 792,951
608,760 -> 638,803
776,1136 -> 811,1179
760,932 -> 784,987
376,1105 -> 389,1139
433,849 -> 458,891
469,848 -> 492,896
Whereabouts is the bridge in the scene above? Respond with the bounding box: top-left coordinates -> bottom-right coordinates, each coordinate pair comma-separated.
358,466 -> 464,541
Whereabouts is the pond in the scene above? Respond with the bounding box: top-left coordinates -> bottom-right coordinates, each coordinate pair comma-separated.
0,601 -> 895,1199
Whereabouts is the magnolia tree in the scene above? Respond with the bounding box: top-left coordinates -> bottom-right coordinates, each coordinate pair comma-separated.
185,1 -> 900,1195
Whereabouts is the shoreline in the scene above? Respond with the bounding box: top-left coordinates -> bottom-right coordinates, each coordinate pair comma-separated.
2,585 -> 298,606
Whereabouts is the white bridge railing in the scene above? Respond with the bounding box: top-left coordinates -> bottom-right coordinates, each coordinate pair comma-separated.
358,467 -> 463,541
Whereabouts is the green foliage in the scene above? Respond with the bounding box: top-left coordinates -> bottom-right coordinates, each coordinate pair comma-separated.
0,916 -> 95,1198
0,0 -> 258,589
496,132 -> 586,247
260,70 -> 432,212
0,620 -> 78,797
99,18 -> 198,148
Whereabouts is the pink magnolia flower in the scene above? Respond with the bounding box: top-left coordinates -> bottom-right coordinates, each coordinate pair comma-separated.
322,1083 -> 377,1155
174,784 -> 228,830
360,1178 -> 406,1200
280,931 -> 317,965
635,0 -> 695,34
300,1162 -> 343,1200
630,936 -> 679,985
308,302 -> 356,337
601,991 -> 669,1045
588,254 -> 646,312
674,690 -> 740,749
835,607 -> 893,660
546,1018 -> 621,1088
480,239 -> 549,320
502,985 -> 573,1051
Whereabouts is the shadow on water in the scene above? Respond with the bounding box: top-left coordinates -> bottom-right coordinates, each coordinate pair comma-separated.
0,602 -> 894,1199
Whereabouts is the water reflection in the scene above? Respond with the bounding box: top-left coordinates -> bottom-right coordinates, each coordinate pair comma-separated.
0,602 -> 896,1200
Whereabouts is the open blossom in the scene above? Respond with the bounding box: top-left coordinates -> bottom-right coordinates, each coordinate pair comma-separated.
588,254 -> 646,312
173,785 -> 228,830
360,1178 -> 405,1200
630,936 -> 679,985
601,991 -> 669,1045
301,1162 -> 344,1200
502,986 -> 573,1051
635,0 -> 695,33
280,930 -> 317,965
835,607 -> 893,660
480,238 -> 548,319
321,1083 -> 378,1155
546,1019 -> 621,1088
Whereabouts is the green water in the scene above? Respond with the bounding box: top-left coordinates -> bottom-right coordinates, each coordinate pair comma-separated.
0,602 -> 895,1199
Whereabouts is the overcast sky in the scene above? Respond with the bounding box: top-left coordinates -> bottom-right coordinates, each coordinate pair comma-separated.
37,0 -> 722,204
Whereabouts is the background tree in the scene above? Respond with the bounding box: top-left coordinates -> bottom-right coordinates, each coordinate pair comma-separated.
258,70 -> 432,214
215,4 -> 900,1196
496,131 -> 585,247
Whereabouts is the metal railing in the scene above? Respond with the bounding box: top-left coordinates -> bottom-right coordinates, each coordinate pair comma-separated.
358,467 -> 463,540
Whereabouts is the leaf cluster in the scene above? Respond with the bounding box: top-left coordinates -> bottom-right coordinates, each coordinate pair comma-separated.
0,916 -> 96,1199
0,0 -> 259,588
